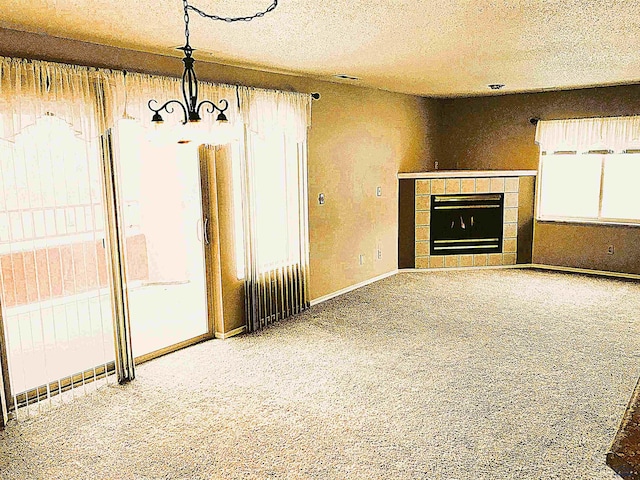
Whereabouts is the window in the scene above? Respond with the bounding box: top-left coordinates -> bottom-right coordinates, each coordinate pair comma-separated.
232,129 -> 303,279
601,154 -> 640,221
535,116 -> 640,225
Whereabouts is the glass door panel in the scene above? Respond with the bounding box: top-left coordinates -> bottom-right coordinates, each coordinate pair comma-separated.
114,121 -> 209,359
0,115 -> 115,412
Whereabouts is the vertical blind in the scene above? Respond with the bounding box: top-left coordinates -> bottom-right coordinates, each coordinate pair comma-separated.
237,88 -> 312,332
0,56 -> 313,426
0,58 -> 122,420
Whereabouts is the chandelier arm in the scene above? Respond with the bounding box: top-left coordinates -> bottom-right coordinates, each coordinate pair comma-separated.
186,0 -> 278,23
147,1 -> 278,127
148,99 -> 189,124
196,98 -> 229,116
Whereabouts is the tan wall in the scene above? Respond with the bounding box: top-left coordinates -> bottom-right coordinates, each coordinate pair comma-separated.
307,85 -> 437,299
440,84 -> 640,274
0,28 -> 437,327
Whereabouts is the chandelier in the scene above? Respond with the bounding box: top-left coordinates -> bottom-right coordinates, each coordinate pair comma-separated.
148,0 -> 278,125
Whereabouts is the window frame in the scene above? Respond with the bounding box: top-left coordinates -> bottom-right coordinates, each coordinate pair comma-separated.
536,150 -> 640,227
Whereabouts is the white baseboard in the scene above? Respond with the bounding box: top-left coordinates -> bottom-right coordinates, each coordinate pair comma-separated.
310,270 -> 399,306
215,325 -> 246,339
528,263 -> 640,281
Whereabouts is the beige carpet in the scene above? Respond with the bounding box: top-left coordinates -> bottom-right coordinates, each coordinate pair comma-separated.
1,269 -> 639,479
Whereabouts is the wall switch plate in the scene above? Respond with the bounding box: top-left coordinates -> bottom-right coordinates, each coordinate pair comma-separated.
607,245 -> 615,255
376,186 -> 382,197
359,254 -> 364,265
318,193 -> 325,205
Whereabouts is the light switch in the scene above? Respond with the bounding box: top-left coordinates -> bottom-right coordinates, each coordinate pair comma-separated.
318,193 -> 325,205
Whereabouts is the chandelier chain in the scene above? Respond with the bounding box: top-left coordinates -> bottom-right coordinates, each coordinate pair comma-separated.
186,0 -> 278,23
148,0 -> 277,125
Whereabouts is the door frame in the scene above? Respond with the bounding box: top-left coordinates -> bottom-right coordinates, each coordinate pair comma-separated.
130,144 -> 219,366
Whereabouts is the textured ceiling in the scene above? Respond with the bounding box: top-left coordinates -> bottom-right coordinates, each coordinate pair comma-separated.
1,0 -> 640,97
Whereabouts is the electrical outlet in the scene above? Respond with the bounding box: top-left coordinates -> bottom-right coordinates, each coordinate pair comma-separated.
376,186 -> 382,197
434,161 -> 439,170
607,245 -> 615,255
377,248 -> 382,260
318,193 -> 325,205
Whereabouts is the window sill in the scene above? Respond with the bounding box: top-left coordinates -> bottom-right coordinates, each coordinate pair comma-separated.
536,217 -> 640,228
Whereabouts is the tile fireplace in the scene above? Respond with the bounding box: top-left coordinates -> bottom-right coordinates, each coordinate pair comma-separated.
397,170 -> 536,269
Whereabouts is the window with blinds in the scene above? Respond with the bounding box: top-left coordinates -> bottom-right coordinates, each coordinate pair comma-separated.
535,116 -> 640,225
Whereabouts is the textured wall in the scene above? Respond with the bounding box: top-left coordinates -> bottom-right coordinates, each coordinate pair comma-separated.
440,85 -> 640,274
0,28 -> 437,322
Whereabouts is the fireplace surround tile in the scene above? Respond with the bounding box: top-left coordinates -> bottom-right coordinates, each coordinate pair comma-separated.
461,178 -> 475,193
415,257 -> 429,269
413,173 -> 526,269
505,192 -> 519,208
504,238 -> 517,253
416,226 -> 430,241
475,178 -> 490,193
490,177 -> 505,193
473,254 -> 488,266
505,177 -> 520,193
444,255 -> 459,268
416,179 -> 431,195
415,195 -> 431,211
416,211 -> 430,226
503,223 -> 518,238
459,255 -> 474,267
503,253 -> 517,265
429,256 -> 444,268
445,178 -> 461,194
431,179 -> 446,194
488,253 -> 503,266
415,241 -> 430,256
504,208 -> 518,223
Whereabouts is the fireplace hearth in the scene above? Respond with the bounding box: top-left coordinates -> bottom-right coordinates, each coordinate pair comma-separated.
430,193 -> 504,256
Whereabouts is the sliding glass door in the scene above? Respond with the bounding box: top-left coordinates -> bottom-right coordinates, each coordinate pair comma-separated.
0,115 -> 116,415
113,121 -> 210,360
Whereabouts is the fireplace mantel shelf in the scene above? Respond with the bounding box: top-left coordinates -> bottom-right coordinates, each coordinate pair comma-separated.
398,170 -> 537,179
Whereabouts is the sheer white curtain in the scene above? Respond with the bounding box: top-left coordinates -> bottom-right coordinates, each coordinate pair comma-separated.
237,87 -> 312,332
0,57 -> 122,421
535,116 -> 640,153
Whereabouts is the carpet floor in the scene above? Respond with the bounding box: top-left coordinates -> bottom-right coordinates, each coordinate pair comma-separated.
1,269 -> 639,479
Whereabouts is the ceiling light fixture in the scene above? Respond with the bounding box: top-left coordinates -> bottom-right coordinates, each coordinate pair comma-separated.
488,84 -> 505,90
148,0 -> 278,126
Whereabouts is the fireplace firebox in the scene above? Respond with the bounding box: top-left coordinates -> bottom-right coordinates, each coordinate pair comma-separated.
430,193 -> 504,256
